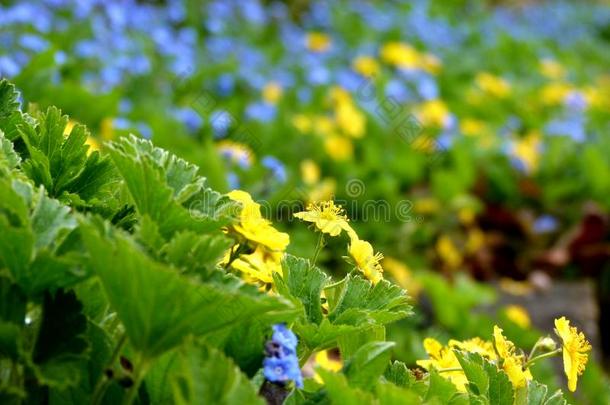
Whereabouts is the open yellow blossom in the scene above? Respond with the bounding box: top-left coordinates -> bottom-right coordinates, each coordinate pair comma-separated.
417,99 -> 450,128
436,235 -> 462,269
449,338 -> 497,360
539,59 -> 565,80
540,82 -> 572,105
227,190 -> 289,251
313,115 -> 335,136
348,238 -> 384,284
292,114 -> 312,133
262,81 -> 282,104
294,200 -> 354,237
417,338 -> 467,392
352,55 -> 380,77
306,32 -> 331,52
475,72 -> 511,98
324,135 -> 353,161
460,118 -> 487,137
313,350 -> 343,383
493,326 -> 532,388
380,42 -> 420,69
504,305 -> 531,329
554,317 -> 592,392
511,131 -> 541,173
230,246 -> 283,285
335,102 -> 365,138
300,159 -> 321,185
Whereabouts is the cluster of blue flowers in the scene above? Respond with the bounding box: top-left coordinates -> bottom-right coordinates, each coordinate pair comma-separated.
263,324 -> 303,389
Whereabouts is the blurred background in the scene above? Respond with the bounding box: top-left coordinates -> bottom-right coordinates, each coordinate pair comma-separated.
1,0 -> 610,402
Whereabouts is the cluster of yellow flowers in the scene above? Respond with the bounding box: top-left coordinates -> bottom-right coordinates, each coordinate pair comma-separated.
291,86 -> 366,162
293,200 -> 384,285
417,317 -> 591,393
223,190 -> 289,286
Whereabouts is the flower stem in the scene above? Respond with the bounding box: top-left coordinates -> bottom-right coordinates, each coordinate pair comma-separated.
437,367 -> 462,373
91,333 -> 127,405
123,355 -> 150,405
525,348 -> 562,368
311,233 -> 325,267
324,278 -> 346,290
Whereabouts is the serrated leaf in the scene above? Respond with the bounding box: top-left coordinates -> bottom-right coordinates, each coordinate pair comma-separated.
384,360 -> 415,388
17,107 -> 117,202
81,221 -> 297,360
0,131 -> 20,170
161,230 -> 232,275
0,79 -> 23,141
482,357 -> 513,405
328,275 -> 411,326
107,135 -> 232,238
344,341 -> 394,390
425,369 -> 462,403
169,343 -> 265,405
375,382 -> 422,404
317,368 -> 375,405
454,351 -> 489,397
527,380 -> 568,405
274,255 -> 328,324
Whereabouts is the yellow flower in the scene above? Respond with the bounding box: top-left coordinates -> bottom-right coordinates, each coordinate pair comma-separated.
449,338 -> 497,360
436,235 -> 462,269
417,99 -> 450,128
540,82 -> 572,105
460,118 -> 487,137
227,190 -> 289,251
417,338 -> 467,392
539,59 -> 565,80
313,115 -> 335,136
85,136 -> 101,154
306,32 -> 331,52
294,200 -> 353,237
335,102 -> 365,138
292,114 -> 312,133
380,42 -> 420,69
100,117 -> 116,141
382,257 -> 422,298
230,246 -> 283,285
262,81 -> 282,104
554,317 -> 591,392
313,350 -> 343,383
511,131 -> 541,173
348,238 -> 384,284
504,305 -> 531,329
475,72 -> 511,98
414,197 -> 440,215
493,326 -> 532,388
352,55 -> 380,77
324,135 -> 353,161
300,159 -> 321,185
465,228 -> 485,254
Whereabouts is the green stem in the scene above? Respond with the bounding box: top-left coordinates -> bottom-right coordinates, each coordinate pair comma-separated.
123,356 -> 150,405
525,348 -> 562,368
224,243 -> 241,270
528,337 -> 543,361
91,333 -> 127,405
324,278 -> 346,290
311,233 -> 325,267
437,367 -> 462,373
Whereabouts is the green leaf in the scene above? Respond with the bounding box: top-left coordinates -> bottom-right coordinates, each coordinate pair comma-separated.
107,135 -> 234,238
328,275 -> 411,327
30,290 -> 89,388
425,369 -> 462,404
161,230 -> 232,275
343,341 -> 394,390
81,220 -> 297,360
384,360 -> 415,388
17,107 -> 117,202
0,131 -> 20,170
375,382 -> 422,405
275,255 -> 328,324
526,380 -> 567,405
454,351 -> 489,397
482,356 -> 513,405
154,343 -> 264,405
317,368 -> 375,405
0,79 -> 23,141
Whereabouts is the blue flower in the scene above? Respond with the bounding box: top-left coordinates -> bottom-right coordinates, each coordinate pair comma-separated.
262,324 -> 303,388
533,215 -> 558,234
272,323 -> 298,352
262,156 -> 287,183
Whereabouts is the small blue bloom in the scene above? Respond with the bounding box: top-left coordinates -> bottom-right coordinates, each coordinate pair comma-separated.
533,215 -> 558,234
173,108 -> 203,134
262,156 -> 287,183
262,324 -> 303,388
245,102 -> 276,123
272,324 -> 298,352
